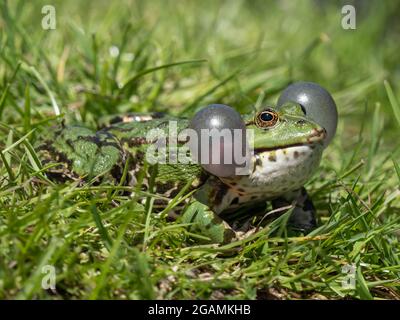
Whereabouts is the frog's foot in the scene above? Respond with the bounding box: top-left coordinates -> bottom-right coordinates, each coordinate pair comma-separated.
272,187 -> 317,233
181,201 -> 236,244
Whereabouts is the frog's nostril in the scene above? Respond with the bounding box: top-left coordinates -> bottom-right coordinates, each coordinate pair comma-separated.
297,119 -> 306,125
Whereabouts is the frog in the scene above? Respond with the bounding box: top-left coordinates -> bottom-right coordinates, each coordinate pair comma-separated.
37,101 -> 328,244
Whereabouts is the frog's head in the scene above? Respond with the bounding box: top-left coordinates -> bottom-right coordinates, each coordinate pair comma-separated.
244,102 -> 327,152
189,81 -> 337,183
237,102 -> 327,188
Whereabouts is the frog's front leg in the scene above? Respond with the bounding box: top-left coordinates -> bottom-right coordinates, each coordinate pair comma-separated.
181,201 -> 236,244
272,187 -> 317,233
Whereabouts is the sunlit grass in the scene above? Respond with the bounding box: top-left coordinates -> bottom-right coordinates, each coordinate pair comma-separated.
0,0 -> 399,299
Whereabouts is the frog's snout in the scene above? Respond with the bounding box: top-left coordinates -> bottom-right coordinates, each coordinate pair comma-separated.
307,127 -> 327,144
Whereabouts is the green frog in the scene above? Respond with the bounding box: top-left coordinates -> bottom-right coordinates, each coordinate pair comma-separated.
37,101 -> 327,244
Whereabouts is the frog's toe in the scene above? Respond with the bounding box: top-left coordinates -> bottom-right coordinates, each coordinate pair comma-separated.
288,199 -> 317,234
289,224 -> 316,234
273,187 -> 318,234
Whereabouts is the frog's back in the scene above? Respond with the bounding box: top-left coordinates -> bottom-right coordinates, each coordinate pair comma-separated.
37,115 -> 208,200
100,116 -> 208,198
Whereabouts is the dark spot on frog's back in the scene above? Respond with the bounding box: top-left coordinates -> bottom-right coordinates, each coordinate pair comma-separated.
152,112 -> 167,119
127,149 -> 145,166
52,125 -> 65,139
157,181 -> 176,194
37,142 -> 73,167
65,138 -> 75,150
294,151 -> 299,159
37,143 -> 79,182
78,133 -> 121,149
110,162 -> 125,183
121,137 -> 148,147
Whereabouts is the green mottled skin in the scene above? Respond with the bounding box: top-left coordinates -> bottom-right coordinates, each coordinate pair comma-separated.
38,103 -> 327,244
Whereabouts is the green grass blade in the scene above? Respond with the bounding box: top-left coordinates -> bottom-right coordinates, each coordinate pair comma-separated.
91,203 -> 113,250
89,216 -> 130,300
23,84 -> 31,133
0,61 -> 21,118
356,265 -> 374,300
393,158 -> 400,183
384,80 -> 400,127
180,69 -> 240,115
22,64 -> 60,116
2,129 -> 35,154
0,151 -> 15,182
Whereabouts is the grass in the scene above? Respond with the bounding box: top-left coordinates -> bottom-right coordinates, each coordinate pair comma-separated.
0,0 -> 399,299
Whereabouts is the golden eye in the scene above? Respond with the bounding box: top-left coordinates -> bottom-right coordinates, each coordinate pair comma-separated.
255,109 -> 279,128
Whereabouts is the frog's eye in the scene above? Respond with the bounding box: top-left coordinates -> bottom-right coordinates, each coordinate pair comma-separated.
255,109 -> 279,128
277,81 -> 337,147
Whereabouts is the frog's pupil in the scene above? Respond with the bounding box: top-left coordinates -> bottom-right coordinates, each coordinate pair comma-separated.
261,112 -> 273,122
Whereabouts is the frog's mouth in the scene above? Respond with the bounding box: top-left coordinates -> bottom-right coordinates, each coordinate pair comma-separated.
253,128 -> 326,153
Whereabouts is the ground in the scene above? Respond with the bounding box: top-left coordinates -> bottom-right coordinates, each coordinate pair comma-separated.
0,0 -> 399,299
